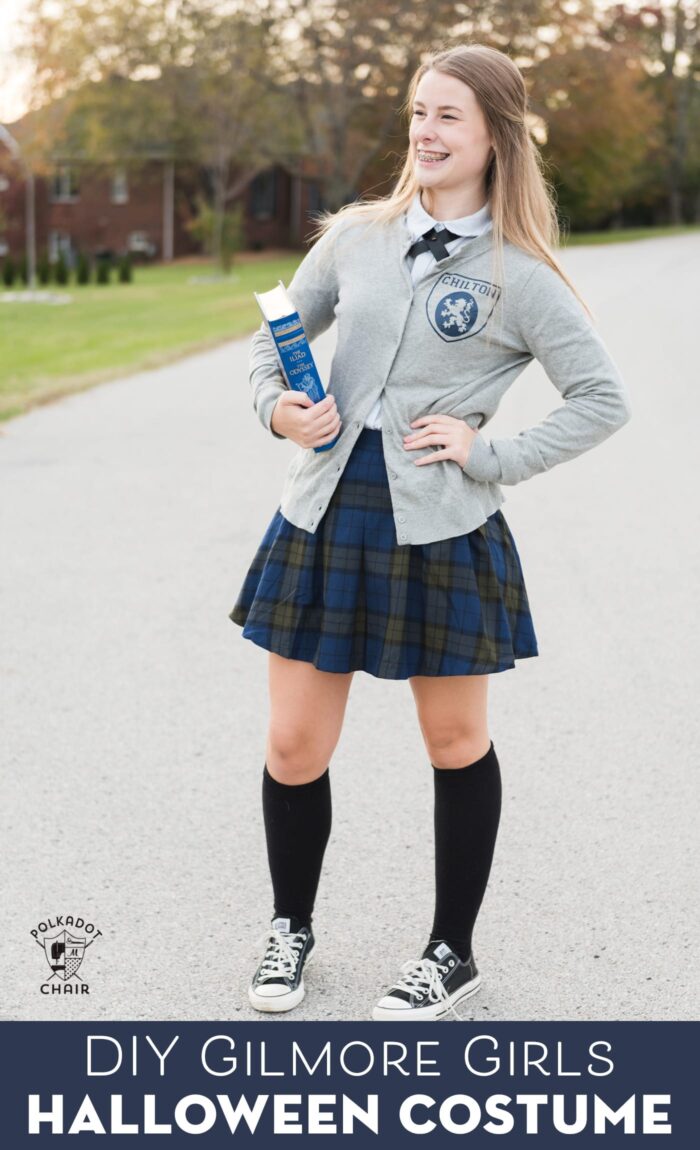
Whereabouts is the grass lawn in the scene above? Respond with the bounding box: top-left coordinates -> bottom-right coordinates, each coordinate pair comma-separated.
562,223 -> 700,246
1,224 -> 698,421
0,255 -> 300,421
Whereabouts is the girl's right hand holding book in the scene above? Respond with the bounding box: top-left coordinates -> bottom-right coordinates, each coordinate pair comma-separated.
270,392 -> 342,449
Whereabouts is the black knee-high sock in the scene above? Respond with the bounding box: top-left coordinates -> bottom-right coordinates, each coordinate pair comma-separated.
262,764 -> 332,928
430,741 -> 502,961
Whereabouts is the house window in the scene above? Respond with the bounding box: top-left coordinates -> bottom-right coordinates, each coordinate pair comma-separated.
127,231 -> 157,258
306,181 -> 325,216
48,231 -> 73,262
250,169 -> 276,220
50,166 -> 80,202
111,168 -> 129,204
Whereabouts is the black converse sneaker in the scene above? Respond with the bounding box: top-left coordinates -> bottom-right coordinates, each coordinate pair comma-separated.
372,941 -> 481,1021
248,916 -> 315,1013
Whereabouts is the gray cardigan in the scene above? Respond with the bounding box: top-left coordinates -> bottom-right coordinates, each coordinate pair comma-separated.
248,214 -> 631,545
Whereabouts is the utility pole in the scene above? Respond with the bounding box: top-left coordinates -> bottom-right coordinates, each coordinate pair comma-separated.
162,159 -> 174,262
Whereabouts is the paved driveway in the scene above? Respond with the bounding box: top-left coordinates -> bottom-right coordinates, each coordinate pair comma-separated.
2,234 -> 698,1021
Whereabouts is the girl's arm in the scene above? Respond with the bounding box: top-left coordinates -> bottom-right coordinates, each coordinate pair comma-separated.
462,260 -> 632,485
248,225 -> 342,440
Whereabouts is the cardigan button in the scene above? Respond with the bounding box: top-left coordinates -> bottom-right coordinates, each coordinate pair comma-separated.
397,514 -> 406,523
390,471 -> 398,479
400,533 -> 407,542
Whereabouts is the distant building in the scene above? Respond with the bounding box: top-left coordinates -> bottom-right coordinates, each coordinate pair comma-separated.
0,146 -> 326,263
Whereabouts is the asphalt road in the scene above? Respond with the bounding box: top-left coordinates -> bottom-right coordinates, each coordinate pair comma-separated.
2,234 -> 698,1022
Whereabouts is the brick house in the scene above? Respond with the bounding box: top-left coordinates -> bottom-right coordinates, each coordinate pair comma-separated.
0,143 -> 327,263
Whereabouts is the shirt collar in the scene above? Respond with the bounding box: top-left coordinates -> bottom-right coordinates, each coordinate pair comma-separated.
406,191 -> 492,241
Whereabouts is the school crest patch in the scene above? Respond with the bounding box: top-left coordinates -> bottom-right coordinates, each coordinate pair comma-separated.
427,273 -> 501,341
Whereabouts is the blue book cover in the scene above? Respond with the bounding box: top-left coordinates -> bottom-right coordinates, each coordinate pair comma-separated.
254,281 -> 338,452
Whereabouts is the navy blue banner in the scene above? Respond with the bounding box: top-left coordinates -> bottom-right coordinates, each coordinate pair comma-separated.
0,1022 -> 694,1145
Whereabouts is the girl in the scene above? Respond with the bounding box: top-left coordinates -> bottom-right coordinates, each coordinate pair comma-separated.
230,43 -> 631,1020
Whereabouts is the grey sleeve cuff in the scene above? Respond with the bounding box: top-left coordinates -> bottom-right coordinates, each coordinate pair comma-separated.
256,387 -> 287,441
461,433 -> 501,483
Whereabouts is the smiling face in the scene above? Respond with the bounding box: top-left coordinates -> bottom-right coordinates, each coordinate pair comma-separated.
409,69 -> 494,216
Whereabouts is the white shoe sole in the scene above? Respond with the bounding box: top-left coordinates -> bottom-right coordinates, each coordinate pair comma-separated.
371,974 -> 481,1021
248,948 -> 314,1013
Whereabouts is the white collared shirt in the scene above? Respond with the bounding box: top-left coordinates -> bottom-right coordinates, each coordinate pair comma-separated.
365,193 -> 493,428
405,192 -> 493,280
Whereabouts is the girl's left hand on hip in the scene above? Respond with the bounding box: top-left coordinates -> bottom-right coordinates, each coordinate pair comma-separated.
403,414 -> 477,469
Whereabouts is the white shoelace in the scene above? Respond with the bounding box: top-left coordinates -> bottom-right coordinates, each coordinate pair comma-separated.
392,958 -> 463,1020
255,929 -> 305,983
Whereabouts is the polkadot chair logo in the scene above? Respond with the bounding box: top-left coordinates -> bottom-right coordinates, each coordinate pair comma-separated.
31,916 -> 102,994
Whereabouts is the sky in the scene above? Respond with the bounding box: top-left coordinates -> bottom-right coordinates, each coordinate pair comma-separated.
0,0 -> 33,122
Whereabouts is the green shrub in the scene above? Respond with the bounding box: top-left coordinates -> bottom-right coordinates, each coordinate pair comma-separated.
186,198 -> 243,272
18,253 -> 28,285
96,258 -> 111,285
2,256 -> 16,287
37,253 -> 51,285
117,254 -> 133,283
54,254 -> 69,285
76,252 -> 91,285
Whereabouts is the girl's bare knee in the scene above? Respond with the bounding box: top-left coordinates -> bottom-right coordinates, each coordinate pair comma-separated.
266,724 -> 331,784
266,655 -> 352,783
425,728 -> 491,770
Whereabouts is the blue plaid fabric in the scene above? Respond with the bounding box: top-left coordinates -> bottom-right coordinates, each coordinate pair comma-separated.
230,429 -> 539,679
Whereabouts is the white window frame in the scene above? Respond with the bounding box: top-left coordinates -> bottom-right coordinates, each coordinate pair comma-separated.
50,166 -> 80,203
110,168 -> 129,204
127,231 -> 156,257
48,230 -> 73,262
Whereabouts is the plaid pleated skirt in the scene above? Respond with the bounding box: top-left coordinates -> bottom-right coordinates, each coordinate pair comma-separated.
229,428 -> 539,679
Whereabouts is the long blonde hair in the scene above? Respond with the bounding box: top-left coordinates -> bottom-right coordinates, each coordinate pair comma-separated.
310,43 -> 590,316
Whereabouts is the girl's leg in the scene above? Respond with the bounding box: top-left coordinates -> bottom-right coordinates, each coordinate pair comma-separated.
249,654 -> 354,1013
409,673 -> 490,770
266,651 -> 355,784
409,673 -> 501,960
263,652 -> 354,926
372,674 -> 498,1019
